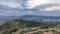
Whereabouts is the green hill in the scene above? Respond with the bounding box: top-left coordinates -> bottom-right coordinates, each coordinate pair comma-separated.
0,19 -> 59,34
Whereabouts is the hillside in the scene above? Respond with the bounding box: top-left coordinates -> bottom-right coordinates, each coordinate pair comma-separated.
0,18 -> 59,34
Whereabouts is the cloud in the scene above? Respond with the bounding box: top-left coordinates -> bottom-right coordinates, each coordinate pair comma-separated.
40,6 -> 60,11
24,0 -> 60,9
0,0 -> 60,16
0,10 -> 26,16
0,0 -> 21,8
36,0 -> 60,11
25,0 -> 49,9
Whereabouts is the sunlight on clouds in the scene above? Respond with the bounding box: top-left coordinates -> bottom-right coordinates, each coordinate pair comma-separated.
26,0 -> 60,9
40,6 -> 60,11
26,0 -> 49,9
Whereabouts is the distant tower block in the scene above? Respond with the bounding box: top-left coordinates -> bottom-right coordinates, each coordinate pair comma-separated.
43,30 -> 53,34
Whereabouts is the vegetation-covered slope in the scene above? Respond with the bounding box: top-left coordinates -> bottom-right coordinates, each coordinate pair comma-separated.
0,19 -> 59,34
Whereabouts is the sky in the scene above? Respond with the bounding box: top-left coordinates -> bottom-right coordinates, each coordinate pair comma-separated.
0,0 -> 60,16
